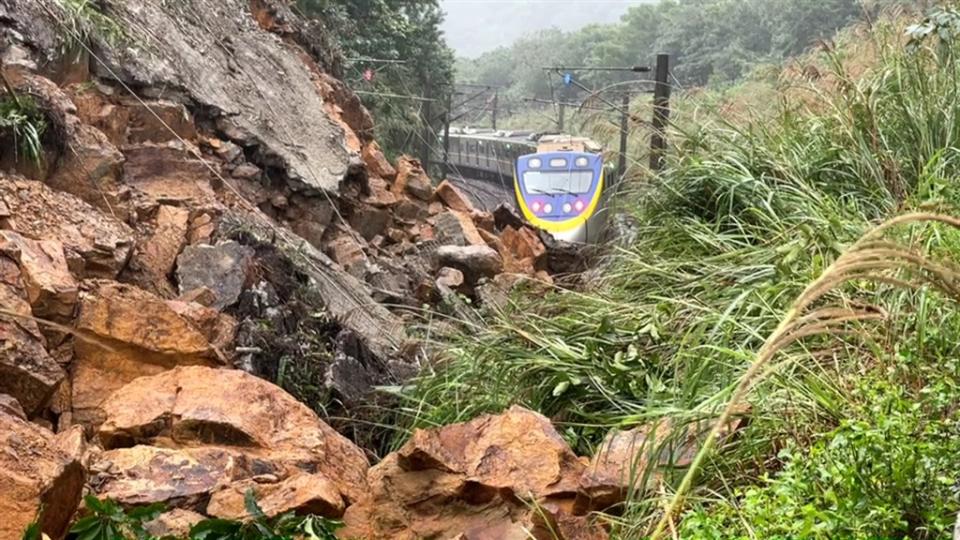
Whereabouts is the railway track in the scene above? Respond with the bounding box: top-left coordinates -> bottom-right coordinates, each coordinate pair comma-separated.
446,174 -> 515,211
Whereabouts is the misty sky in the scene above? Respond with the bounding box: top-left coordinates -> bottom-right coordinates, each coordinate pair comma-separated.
441,0 -> 651,58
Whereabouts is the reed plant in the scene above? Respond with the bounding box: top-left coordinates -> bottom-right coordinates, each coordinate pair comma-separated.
400,10 -> 960,539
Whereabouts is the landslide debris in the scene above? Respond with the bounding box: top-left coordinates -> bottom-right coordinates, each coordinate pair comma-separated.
0,0 -> 618,537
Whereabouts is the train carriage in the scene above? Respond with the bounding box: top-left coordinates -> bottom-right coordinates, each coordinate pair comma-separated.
446,128 -> 608,243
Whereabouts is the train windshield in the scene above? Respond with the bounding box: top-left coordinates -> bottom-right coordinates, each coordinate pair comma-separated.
523,170 -> 594,194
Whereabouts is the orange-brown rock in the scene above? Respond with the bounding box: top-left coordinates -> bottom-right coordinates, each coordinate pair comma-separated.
10,71 -> 128,216
187,212 -> 218,245
393,156 -> 433,201
472,210 -> 496,233
501,226 -> 546,267
144,509 -> 206,539
435,210 -> 486,247
129,204 -> 190,296
96,366 -> 369,507
362,141 -> 397,181
68,83 -> 131,147
574,421 -> 672,514
70,282 -> 218,426
0,409 -> 84,540
124,98 -> 198,143
341,406 -> 585,539
165,299 -> 238,354
0,231 -> 78,321
363,175 -> 400,208
434,179 -> 475,213
575,413 -> 748,514
0,393 -> 26,419
0,255 -> 66,415
207,473 -> 345,519
324,230 -> 366,274
122,141 -> 218,206
94,445 -> 251,509
0,176 -> 133,279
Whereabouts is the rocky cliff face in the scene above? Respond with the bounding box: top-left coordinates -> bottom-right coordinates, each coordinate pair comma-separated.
0,0 -> 626,537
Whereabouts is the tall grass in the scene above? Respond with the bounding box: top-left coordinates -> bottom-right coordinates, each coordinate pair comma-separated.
398,10 -> 960,538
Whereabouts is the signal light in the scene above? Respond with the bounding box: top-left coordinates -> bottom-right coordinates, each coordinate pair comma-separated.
574,200 -> 585,212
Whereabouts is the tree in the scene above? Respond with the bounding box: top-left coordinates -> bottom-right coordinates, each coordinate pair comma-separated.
297,0 -> 455,159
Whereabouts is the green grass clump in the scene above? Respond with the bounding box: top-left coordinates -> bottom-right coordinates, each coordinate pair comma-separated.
0,94 -> 47,164
58,494 -> 340,540
398,10 -> 960,538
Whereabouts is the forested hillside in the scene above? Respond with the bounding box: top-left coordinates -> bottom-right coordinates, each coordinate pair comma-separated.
458,0 -> 918,106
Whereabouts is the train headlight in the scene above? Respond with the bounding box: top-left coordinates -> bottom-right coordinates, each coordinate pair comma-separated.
563,203 -> 573,214
575,157 -> 589,167
574,200 -> 585,212
528,158 -> 542,169
543,203 -> 553,214
531,201 -> 541,213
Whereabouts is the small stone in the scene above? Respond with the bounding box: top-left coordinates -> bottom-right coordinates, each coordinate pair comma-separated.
231,163 -> 262,180
436,267 -> 464,289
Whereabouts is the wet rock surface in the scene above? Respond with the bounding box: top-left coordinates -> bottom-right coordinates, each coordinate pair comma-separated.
0,1 -> 622,537
0,409 -> 84,540
93,366 -> 369,514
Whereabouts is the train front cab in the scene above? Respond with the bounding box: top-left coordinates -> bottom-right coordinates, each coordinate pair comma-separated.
514,150 -> 605,243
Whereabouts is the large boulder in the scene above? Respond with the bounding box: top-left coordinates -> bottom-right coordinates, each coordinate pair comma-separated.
126,204 -> 190,297
0,176 -> 133,279
392,156 -> 432,201
175,242 -> 254,310
0,232 -> 78,321
0,254 -> 65,415
434,211 -> 486,247
0,410 -> 84,540
70,282 -> 220,426
435,245 -> 504,282
95,366 -> 369,514
340,406 -> 588,539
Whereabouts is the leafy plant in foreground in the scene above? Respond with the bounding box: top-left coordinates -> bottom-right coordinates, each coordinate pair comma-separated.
64,492 -> 341,540
69,496 -> 164,540
0,94 -> 47,165
190,491 -> 341,540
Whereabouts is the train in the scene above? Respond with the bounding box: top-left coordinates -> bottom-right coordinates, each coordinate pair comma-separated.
446,128 -> 609,243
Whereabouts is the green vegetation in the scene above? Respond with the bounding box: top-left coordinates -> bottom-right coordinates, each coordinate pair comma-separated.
296,0 -> 455,160
401,6 -> 960,539
458,0 -> 920,131
56,0 -> 126,55
60,494 -> 341,540
0,93 -> 47,165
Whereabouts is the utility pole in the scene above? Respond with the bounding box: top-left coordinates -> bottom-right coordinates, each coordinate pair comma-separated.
558,102 -> 565,132
420,72 -> 432,169
491,90 -> 498,130
442,92 -> 451,180
649,53 -> 671,172
618,92 -> 630,180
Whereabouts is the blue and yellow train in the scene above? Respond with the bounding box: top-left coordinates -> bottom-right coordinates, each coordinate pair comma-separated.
446,129 -> 608,243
